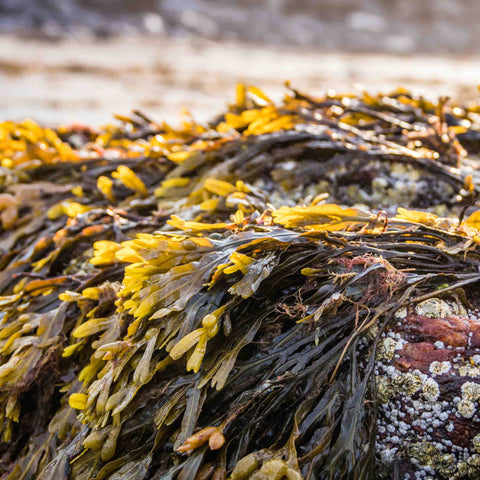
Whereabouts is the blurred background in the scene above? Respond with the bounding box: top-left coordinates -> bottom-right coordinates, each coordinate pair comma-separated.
1,0 -> 480,125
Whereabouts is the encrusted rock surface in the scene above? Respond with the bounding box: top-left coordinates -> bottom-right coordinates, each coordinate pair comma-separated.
376,298 -> 480,478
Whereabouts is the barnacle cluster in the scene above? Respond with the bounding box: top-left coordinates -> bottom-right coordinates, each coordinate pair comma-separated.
375,302 -> 480,478
0,84 -> 480,479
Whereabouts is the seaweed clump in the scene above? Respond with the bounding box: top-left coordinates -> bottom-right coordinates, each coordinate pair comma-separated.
0,85 -> 479,479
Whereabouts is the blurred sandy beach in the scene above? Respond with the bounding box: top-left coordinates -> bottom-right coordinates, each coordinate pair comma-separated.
2,35 -> 480,127
1,0 -> 480,125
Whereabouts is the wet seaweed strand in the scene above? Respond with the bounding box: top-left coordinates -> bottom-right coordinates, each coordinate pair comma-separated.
0,85 -> 479,479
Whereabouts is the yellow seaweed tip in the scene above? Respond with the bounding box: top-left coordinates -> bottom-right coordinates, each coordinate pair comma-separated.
111,165 -> 148,196
69,393 -> 88,410
97,175 -> 116,202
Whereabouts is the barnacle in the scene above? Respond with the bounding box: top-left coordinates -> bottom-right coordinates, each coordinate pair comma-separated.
0,84 -> 480,480
429,360 -> 452,376
376,375 -> 393,404
375,337 -> 396,361
415,298 -> 455,318
473,434 -> 480,453
458,399 -> 476,418
462,382 -> 480,401
401,372 -> 423,396
421,377 -> 441,402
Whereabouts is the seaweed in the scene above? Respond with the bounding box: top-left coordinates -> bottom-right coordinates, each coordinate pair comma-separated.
0,84 -> 479,479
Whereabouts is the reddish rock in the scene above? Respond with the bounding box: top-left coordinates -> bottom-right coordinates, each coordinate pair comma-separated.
395,342 -> 456,373
405,314 -> 470,347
